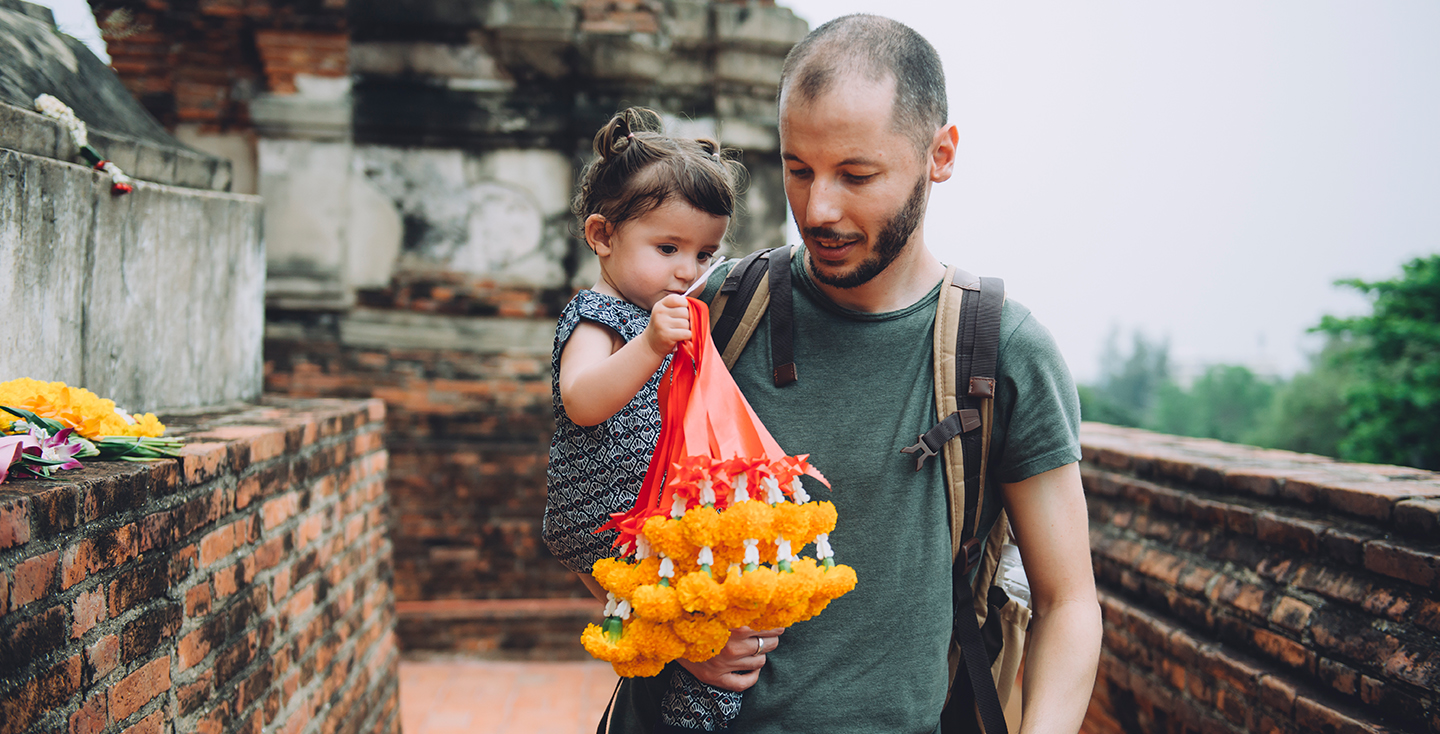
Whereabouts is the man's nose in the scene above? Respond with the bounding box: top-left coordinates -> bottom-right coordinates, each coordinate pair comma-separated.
806,178 -> 842,226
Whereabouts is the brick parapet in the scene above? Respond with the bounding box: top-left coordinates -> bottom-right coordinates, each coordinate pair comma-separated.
1082,423 -> 1440,734
0,397 -> 398,734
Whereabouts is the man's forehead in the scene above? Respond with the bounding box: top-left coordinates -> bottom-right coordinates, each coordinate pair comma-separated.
779,75 -> 907,156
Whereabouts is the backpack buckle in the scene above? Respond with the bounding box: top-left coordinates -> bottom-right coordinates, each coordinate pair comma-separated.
900,435 -> 938,471
960,538 -> 983,574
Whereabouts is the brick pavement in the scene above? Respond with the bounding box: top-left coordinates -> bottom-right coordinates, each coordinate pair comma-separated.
399,659 -> 619,734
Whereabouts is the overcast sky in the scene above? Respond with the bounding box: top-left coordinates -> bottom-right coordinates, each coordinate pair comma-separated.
35,1 -> 1439,382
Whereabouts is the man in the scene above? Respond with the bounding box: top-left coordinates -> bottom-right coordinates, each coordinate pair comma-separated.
612,14 -> 1100,733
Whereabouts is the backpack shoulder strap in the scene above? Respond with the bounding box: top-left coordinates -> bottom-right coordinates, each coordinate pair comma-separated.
928,265 -> 1009,734
706,245 -> 798,386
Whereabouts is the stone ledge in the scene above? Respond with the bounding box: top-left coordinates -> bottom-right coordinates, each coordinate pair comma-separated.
0,101 -> 234,191
1082,423 -> 1440,531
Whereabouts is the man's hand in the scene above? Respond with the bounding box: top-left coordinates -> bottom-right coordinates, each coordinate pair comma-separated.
642,294 -> 693,358
676,627 -> 784,692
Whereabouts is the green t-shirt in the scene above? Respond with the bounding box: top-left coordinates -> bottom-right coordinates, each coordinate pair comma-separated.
609,253 -> 1082,733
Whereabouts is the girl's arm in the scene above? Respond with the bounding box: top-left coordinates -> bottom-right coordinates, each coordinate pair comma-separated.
559,294 -> 692,427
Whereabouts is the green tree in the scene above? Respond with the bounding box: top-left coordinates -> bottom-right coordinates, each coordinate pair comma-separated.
1315,255 -> 1440,469
1081,330 -> 1171,427
1249,340 -> 1352,457
1148,365 -> 1278,444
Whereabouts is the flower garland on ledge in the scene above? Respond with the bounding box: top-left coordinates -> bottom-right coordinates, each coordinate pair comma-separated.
33,94 -> 135,195
0,378 -> 180,484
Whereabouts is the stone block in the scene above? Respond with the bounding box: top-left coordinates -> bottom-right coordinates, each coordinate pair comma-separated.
713,3 -> 807,49
714,48 -> 786,88
0,102 -> 59,158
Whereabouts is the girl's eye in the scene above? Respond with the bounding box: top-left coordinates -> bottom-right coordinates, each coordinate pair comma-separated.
787,168 -> 812,179
697,252 -> 714,263
658,245 -> 678,255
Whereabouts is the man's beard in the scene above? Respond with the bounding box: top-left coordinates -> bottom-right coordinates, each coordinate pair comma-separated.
804,175 -> 927,290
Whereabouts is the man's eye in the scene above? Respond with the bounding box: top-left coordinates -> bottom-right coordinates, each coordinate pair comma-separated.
658,245 -> 678,255
845,173 -> 877,184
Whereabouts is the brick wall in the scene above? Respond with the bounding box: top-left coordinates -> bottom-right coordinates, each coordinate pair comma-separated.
92,0 -> 347,130
0,398 -> 398,734
1081,423 -> 1440,734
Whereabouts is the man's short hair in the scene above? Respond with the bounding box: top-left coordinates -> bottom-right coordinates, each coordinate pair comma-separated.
778,14 -> 947,153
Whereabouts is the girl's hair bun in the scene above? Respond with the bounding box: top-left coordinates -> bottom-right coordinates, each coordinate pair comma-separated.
596,107 -> 665,160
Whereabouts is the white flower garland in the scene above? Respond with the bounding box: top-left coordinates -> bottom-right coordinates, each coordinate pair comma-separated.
33,94 -> 134,195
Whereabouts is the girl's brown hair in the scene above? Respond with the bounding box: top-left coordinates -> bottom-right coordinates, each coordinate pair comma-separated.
572,108 -> 746,236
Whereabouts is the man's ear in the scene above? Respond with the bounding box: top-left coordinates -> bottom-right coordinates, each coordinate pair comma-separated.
929,124 -> 959,183
584,214 -> 613,256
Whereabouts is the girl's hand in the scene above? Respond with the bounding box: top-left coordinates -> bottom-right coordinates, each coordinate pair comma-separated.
676,627 -> 785,692
642,294 -> 693,358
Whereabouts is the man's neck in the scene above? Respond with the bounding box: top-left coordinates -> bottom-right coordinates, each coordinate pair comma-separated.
805,237 -> 947,313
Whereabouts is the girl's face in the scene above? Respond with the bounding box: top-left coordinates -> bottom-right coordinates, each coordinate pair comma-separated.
587,199 -> 727,311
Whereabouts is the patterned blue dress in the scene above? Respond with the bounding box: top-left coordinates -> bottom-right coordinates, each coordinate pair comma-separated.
544,290 -> 742,731
544,290 -> 667,573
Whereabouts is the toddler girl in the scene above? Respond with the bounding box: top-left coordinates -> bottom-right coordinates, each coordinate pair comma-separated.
544,108 -> 747,731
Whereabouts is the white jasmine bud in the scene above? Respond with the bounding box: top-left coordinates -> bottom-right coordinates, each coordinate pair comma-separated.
659,555 -> 674,578
743,538 -> 760,566
616,600 -> 632,620
776,537 -> 793,562
670,493 -> 687,518
733,474 -> 750,503
698,546 -> 714,566
763,477 -> 784,504
791,478 -> 810,504
635,536 -> 651,560
604,592 -> 618,617
699,479 -> 716,505
815,533 -> 833,559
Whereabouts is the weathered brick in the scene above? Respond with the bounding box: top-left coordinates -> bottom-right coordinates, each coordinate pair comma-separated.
1253,628 -> 1314,672
123,709 -> 165,734
1268,596 -> 1314,633
11,549 -> 58,610
0,496 -> 30,549
200,523 -> 237,567
69,690 -> 108,734
87,632 -> 121,681
1362,540 -> 1438,588
1393,497 -> 1440,538
1,602 -> 66,670
177,668 -> 214,716
122,602 -> 181,663
72,585 -> 106,638
109,559 -> 169,617
0,655 -> 81,734
110,656 -> 172,721
181,442 -> 230,485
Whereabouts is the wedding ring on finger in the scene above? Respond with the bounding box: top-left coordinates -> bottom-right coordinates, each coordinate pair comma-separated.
755,637 -> 764,656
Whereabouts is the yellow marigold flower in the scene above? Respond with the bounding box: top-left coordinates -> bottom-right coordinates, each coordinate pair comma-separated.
753,559 -> 821,629
807,501 -> 838,537
771,502 -> 810,541
674,616 -> 730,662
675,571 -> 728,615
581,623 -> 638,663
679,505 -> 722,547
718,564 -> 775,629
627,618 -> 686,662
642,516 -> 694,561
593,557 -> 660,598
613,655 -> 667,678
807,562 -> 859,618
631,583 -> 684,623
718,500 -> 772,547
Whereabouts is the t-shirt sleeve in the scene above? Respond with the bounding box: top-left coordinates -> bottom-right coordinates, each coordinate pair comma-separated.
990,301 -> 1083,484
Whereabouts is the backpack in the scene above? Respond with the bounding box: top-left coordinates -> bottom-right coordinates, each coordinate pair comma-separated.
706,244 -> 1030,734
